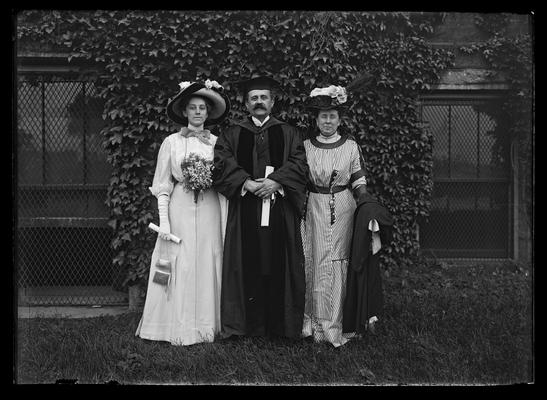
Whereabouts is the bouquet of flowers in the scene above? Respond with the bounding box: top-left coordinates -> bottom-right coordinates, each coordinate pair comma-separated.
180,153 -> 214,203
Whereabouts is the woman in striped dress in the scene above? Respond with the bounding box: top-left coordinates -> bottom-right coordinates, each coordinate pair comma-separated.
301,85 -> 368,347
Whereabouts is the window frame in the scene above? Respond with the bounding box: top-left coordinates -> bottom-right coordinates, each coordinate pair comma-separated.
418,90 -> 517,260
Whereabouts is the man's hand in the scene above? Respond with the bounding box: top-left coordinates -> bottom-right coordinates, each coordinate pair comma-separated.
254,178 -> 282,199
243,179 -> 263,194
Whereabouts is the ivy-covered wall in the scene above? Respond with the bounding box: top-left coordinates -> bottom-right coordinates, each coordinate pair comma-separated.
17,10 -> 459,286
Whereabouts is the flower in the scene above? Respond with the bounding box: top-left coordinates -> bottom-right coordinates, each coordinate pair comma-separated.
204,79 -> 223,90
310,85 -> 347,105
333,86 -> 347,104
180,153 -> 214,203
310,86 -> 331,97
178,81 -> 192,91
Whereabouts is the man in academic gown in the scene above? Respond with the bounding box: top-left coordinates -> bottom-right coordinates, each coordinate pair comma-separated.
212,74 -> 309,339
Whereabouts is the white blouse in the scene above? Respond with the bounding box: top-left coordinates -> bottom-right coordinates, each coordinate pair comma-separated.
149,130 -> 217,199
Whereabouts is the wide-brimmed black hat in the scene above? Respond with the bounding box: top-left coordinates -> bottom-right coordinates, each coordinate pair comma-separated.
306,85 -> 349,111
306,95 -> 348,111
233,73 -> 280,94
166,80 -> 230,126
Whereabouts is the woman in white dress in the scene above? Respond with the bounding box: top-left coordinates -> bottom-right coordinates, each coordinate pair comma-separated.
136,79 -> 230,346
301,85 -> 368,347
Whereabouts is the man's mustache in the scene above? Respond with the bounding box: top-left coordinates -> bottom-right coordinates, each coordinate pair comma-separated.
253,104 -> 267,110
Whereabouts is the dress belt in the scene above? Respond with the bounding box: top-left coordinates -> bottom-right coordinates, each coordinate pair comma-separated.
307,184 -> 349,194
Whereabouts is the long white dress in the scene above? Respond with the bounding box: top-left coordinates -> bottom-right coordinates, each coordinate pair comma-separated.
135,130 -> 228,346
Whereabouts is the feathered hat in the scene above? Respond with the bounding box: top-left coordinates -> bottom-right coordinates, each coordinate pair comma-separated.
306,71 -> 375,111
306,85 -> 349,111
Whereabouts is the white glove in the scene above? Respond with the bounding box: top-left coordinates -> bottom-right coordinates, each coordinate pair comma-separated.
157,194 -> 171,241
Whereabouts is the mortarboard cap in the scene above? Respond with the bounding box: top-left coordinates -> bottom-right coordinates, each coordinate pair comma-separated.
234,73 -> 280,94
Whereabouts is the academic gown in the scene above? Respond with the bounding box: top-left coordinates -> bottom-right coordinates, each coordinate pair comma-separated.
212,116 -> 309,338
342,192 -> 393,334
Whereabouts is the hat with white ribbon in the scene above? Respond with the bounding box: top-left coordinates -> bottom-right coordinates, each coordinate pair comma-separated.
307,85 -> 348,110
167,79 -> 230,126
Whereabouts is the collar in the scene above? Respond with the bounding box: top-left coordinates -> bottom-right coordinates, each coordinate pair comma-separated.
236,115 -> 284,133
310,133 -> 348,149
251,115 -> 270,127
316,132 -> 341,143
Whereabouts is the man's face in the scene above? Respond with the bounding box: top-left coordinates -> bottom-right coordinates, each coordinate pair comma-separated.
245,89 -> 274,120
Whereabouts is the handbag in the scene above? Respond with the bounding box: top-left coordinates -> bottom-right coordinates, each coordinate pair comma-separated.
152,238 -> 172,286
152,260 -> 171,285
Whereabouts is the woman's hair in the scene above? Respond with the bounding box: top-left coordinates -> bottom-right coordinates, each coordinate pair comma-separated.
181,95 -> 213,114
315,107 -> 342,118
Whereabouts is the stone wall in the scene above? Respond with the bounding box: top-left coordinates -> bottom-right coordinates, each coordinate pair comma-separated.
426,12 -> 533,264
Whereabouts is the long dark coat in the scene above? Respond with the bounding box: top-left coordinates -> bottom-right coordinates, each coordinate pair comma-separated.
342,192 -> 393,334
212,116 -> 309,338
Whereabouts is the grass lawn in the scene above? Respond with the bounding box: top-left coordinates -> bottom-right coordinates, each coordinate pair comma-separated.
15,261 -> 534,385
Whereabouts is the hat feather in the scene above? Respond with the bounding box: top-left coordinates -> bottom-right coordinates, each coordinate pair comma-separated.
346,71 -> 374,93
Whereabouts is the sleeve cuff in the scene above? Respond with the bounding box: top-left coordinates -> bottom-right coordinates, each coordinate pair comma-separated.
351,176 -> 367,189
240,178 -> 249,197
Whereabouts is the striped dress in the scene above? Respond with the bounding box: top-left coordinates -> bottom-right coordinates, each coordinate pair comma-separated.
301,133 -> 367,347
